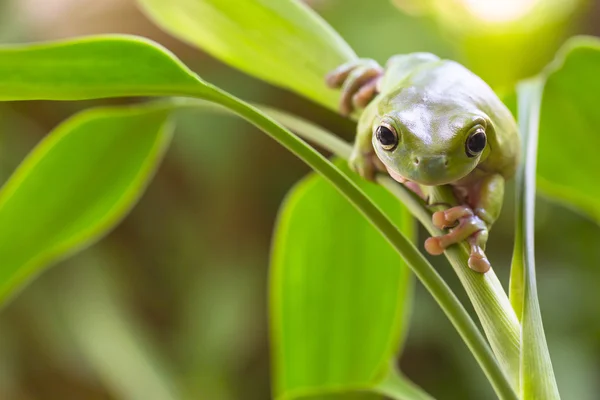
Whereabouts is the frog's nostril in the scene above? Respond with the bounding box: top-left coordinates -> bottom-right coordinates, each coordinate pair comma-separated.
444,159 -> 449,166
413,157 -> 420,165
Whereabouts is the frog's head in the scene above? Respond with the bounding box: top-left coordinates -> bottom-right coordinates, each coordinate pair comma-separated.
372,104 -> 492,186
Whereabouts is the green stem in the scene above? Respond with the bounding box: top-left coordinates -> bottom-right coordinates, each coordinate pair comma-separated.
188,95 -> 517,399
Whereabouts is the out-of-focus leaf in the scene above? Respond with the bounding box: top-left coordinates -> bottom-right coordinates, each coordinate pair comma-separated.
391,0 -> 586,90
535,36 -> 600,224
0,105 -> 173,303
55,256 -> 180,400
270,161 -> 425,400
513,79 -> 560,400
137,0 -> 357,110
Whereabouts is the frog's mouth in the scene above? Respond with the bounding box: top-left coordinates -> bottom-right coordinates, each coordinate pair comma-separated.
385,158 -> 460,186
385,166 -> 408,183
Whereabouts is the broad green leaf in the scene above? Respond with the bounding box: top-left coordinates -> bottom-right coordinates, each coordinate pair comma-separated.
513,79 -> 560,399
536,36 -> 600,223
137,0 -> 357,110
0,104 -> 173,303
270,161 -> 422,400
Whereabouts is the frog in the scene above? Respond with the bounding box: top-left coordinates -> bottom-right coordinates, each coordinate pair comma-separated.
326,53 -> 520,273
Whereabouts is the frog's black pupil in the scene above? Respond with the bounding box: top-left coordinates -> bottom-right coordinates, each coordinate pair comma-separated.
377,126 -> 397,148
466,130 -> 486,156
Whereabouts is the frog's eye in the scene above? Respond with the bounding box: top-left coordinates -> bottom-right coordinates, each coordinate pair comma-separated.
376,124 -> 398,151
465,126 -> 486,157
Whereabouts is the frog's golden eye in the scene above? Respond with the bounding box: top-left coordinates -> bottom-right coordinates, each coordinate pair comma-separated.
465,126 -> 486,157
376,123 -> 398,151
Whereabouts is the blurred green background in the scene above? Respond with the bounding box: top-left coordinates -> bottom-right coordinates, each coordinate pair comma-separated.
0,0 -> 599,399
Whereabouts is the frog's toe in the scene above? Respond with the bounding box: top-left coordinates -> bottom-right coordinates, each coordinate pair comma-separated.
339,64 -> 383,115
352,78 -> 380,110
325,60 -> 360,88
468,244 -> 491,273
424,237 -> 445,255
325,59 -> 383,116
432,205 -> 474,229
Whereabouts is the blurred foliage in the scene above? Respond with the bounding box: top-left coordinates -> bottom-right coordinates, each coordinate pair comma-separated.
0,0 -> 599,399
392,0 -> 588,90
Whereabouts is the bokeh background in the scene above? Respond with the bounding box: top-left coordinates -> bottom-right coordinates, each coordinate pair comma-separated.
0,0 -> 599,399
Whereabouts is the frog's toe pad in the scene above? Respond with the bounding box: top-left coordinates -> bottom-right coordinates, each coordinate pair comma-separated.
424,237 -> 445,255
468,251 -> 491,273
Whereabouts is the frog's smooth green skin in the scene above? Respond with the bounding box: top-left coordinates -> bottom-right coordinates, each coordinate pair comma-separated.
326,54 -> 520,273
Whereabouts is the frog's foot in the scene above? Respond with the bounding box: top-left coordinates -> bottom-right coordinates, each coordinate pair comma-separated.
325,59 -> 383,116
424,206 -> 491,273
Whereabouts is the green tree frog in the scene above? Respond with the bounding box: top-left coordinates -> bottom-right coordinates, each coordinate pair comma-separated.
326,53 -> 520,273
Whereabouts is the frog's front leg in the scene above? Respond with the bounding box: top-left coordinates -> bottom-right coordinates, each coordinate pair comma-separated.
326,59 -> 387,180
325,59 -> 384,116
424,174 -> 505,273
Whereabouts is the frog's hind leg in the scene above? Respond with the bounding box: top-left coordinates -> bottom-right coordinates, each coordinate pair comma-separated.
325,59 -> 383,116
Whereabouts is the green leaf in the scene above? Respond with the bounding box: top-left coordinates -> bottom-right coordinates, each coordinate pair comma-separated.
536,36 -> 600,223
0,35 -> 213,101
0,104 -> 173,303
513,79 -> 560,399
270,160 -> 419,400
136,0 -> 357,110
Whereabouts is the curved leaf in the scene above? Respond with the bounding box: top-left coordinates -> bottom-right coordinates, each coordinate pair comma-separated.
270,161 -> 417,400
0,104 -> 173,303
137,0 -> 357,110
0,35 -> 212,101
537,36 -> 600,223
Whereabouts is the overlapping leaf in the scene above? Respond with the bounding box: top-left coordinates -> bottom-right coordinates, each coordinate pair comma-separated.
271,162 -> 415,400
0,104 -> 173,303
137,0 -> 357,110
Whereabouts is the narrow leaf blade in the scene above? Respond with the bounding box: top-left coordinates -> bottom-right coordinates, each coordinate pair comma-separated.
0,105 -> 173,303
536,36 -> 600,223
516,79 -> 560,400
